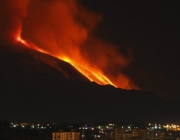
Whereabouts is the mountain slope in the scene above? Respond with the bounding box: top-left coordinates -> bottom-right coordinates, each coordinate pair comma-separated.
0,43 -> 179,123
0,43 -> 89,83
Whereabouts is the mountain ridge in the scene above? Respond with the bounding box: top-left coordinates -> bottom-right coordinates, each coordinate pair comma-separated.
0,43 -> 179,123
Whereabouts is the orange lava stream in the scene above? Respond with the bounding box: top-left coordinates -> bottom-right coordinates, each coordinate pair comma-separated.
16,35 -> 117,87
61,59 -> 117,87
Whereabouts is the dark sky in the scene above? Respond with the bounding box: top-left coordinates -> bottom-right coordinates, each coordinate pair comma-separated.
80,0 -> 180,100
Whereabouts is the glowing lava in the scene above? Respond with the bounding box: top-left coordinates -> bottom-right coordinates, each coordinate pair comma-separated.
16,35 -> 117,87
60,58 -> 117,87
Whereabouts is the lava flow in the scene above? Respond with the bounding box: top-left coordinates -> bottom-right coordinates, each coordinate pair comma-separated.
16,35 -> 116,87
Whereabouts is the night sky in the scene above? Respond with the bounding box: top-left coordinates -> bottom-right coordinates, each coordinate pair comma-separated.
80,0 -> 180,100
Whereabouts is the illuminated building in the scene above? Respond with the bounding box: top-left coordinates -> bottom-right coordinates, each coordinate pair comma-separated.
163,124 -> 180,131
114,127 -> 132,140
149,130 -> 165,140
52,131 -> 80,140
132,128 -> 149,139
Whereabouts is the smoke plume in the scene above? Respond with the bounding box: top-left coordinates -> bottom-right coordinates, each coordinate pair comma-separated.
0,0 -> 29,44
0,0 -> 138,89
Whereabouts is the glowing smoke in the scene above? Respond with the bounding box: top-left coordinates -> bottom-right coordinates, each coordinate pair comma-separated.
0,0 -> 138,89
0,0 -> 29,44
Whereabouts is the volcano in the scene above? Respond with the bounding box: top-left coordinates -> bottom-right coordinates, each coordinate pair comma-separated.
1,42 -> 180,123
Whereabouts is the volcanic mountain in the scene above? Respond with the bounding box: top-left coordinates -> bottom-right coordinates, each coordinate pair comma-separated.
0,43 -> 179,123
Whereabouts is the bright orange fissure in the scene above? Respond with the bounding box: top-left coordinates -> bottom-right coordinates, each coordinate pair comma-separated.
16,35 -> 117,87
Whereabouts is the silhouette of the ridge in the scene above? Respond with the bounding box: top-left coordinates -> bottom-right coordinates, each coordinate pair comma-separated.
0,43 -> 179,123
